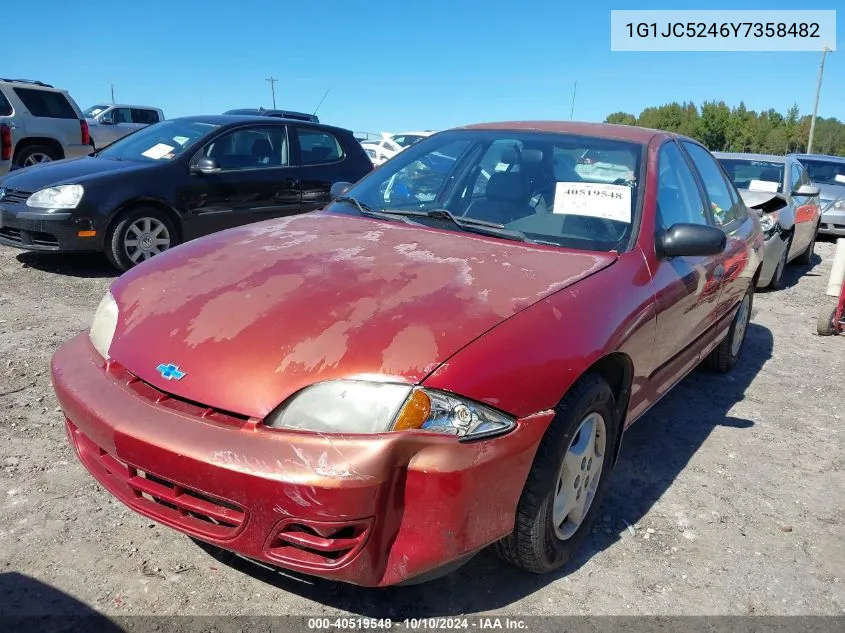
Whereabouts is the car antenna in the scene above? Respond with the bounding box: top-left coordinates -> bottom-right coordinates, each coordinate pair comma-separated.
313,89 -> 330,115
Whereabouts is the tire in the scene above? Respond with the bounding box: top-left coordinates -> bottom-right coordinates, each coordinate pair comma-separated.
795,222 -> 819,266
705,287 -> 753,373
817,303 -> 838,336
766,236 -> 790,290
104,206 -> 178,272
14,144 -> 60,168
493,373 -> 619,574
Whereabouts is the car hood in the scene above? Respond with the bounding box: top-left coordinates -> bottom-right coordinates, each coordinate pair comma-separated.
815,183 -> 845,204
107,213 -> 616,419
0,156 -> 152,190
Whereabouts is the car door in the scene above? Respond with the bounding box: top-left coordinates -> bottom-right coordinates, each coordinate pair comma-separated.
647,140 -> 726,394
787,161 -> 819,257
180,124 -> 301,238
680,141 -> 757,321
292,126 -> 353,211
130,108 -> 160,130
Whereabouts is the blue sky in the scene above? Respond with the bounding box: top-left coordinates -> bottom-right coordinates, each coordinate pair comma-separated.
6,0 -> 843,134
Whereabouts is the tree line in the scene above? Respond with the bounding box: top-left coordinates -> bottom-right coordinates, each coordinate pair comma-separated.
605,102 -> 845,157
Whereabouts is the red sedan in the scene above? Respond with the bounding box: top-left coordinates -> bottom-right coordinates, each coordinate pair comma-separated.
51,122 -> 764,587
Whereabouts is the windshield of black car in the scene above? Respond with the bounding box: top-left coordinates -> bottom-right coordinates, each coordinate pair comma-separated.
326,129 -> 643,253
84,105 -> 109,118
97,120 -> 220,162
799,159 -> 845,186
718,159 -> 784,192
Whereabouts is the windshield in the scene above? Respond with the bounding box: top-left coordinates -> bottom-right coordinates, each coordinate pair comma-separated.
327,129 -> 644,253
84,105 -> 110,118
797,158 -> 845,186
98,119 -> 219,162
718,158 -> 784,193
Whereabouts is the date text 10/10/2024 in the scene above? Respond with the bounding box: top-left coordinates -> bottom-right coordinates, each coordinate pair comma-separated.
306,618 -> 529,630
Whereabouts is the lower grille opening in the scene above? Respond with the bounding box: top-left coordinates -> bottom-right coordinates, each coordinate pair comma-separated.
0,227 -> 22,243
265,518 -> 372,568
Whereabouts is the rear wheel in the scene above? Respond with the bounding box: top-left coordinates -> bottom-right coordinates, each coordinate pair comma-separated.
705,287 -> 753,373
14,144 -> 60,168
105,207 -> 177,272
493,373 -> 619,573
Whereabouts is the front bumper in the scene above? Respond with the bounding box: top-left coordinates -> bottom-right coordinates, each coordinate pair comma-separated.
51,333 -> 553,587
0,202 -> 103,252
756,230 -> 788,288
819,206 -> 845,237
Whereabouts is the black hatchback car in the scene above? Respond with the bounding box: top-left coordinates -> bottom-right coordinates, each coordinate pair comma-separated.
0,115 -> 372,270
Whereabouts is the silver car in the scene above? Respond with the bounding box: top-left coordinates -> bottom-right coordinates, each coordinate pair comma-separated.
792,154 -> 845,237
716,152 -> 821,289
0,78 -> 91,176
84,104 -> 164,150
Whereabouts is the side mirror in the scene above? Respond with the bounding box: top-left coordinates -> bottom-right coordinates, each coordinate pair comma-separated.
191,156 -> 221,175
330,181 -> 352,200
100,112 -> 114,125
792,184 -> 820,197
657,223 -> 727,259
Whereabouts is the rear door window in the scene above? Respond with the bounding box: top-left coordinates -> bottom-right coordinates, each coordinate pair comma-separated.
131,109 -> 160,124
13,88 -> 78,119
0,90 -> 12,116
296,128 -> 344,165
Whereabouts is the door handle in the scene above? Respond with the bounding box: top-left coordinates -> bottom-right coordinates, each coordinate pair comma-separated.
285,178 -> 299,187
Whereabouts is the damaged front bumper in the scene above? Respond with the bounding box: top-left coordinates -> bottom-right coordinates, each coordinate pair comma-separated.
51,333 -> 554,587
756,229 -> 789,288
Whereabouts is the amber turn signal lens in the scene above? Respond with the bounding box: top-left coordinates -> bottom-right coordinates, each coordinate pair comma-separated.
77,230 -> 97,238
392,389 -> 431,431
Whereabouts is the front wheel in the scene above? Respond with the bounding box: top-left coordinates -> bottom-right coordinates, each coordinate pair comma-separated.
817,303 -> 839,336
105,207 -> 177,272
705,287 -> 753,373
492,373 -> 619,574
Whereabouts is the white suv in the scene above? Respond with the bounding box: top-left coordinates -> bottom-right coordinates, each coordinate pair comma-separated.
0,78 -> 91,176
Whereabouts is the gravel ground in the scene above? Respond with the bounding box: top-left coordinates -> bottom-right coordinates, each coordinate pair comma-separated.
1,239 -> 843,619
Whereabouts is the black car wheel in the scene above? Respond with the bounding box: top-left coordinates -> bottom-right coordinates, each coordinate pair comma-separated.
767,236 -> 791,290
493,373 -> 619,573
15,144 -> 59,168
705,287 -> 753,373
105,207 -> 177,272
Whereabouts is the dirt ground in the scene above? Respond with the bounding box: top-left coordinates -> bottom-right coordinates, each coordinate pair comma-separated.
1,239 -> 843,619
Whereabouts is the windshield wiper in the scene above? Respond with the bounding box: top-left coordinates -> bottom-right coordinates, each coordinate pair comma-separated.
333,196 -> 420,225
376,208 -> 529,242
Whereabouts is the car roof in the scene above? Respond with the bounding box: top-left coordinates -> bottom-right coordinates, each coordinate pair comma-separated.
174,114 -> 351,134
100,104 -> 161,110
714,152 -> 786,163
792,153 -> 845,163
454,121 -> 676,144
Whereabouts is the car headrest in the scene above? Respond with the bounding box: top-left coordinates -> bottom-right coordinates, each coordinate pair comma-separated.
500,147 -> 544,165
486,171 -> 530,203
251,139 -> 273,156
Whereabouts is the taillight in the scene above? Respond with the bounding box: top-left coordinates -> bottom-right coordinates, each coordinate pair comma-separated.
80,120 -> 90,145
0,124 -> 11,161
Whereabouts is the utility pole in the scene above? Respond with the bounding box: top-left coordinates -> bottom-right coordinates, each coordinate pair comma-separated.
265,76 -> 278,109
807,45 -> 831,154
110,83 -> 115,104
570,81 -> 578,120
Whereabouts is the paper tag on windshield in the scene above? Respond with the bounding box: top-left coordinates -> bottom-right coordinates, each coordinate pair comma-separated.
553,182 -> 631,223
835,174 -> 845,184
172,136 -> 190,146
141,143 -> 175,159
748,179 -> 779,193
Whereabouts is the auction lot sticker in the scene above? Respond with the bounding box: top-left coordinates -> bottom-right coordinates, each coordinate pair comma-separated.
553,182 -> 632,223
610,10 -> 836,52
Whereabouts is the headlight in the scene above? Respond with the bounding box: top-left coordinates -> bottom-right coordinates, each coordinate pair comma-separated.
760,211 -> 779,235
833,199 -> 845,210
264,380 -> 516,440
26,184 -> 84,209
89,291 -> 118,359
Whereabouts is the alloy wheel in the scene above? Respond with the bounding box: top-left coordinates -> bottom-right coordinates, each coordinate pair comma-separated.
123,217 -> 172,263
22,152 -> 53,167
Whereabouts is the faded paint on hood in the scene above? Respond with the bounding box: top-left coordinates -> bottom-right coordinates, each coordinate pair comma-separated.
108,213 -> 616,418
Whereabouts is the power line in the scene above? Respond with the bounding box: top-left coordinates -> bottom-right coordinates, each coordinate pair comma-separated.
265,76 -> 278,109
807,44 -> 832,155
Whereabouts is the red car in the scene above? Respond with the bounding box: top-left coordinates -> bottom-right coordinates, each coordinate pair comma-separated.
51,122 -> 764,587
